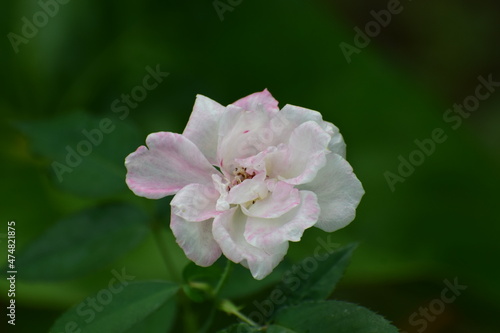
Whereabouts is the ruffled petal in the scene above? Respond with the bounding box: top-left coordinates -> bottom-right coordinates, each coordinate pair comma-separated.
244,190 -> 319,248
299,153 -> 364,232
217,105 -> 272,173
170,213 -> 221,266
323,121 -> 346,158
212,208 -> 288,280
242,181 -> 299,218
125,132 -> 218,199
235,145 -> 280,174
266,121 -> 330,185
226,173 -> 268,204
170,183 -> 221,222
280,104 -> 346,157
212,174 -> 230,211
233,89 -> 279,114
182,95 -> 225,165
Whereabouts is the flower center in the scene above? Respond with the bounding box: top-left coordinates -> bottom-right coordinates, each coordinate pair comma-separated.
231,166 -> 255,187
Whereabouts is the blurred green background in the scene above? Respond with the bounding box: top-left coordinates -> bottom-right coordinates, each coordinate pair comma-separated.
1,0 -> 499,332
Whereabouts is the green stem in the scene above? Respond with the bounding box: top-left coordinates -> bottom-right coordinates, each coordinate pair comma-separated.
232,309 -> 259,327
199,260 -> 233,333
214,259 -> 232,296
219,299 -> 259,327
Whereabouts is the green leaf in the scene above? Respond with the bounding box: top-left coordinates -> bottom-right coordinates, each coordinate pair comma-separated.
266,325 -> 298,333
273,301 -> 399,333
17,111 -> 142,198
49,281 -> 178,333
12,203 -> 150,281
280,243 -> 357,305
123,296 -> 177,333
217,323 -> 261,333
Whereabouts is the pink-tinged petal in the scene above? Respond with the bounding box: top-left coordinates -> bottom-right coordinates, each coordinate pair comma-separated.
243,181 -> 300,218
298,153 -> 364,232
125,132 -> 218,199
280,104 -> 346,157
236,145 -> 280,174
244,190 -> 319,248
212,208 -> 288,280
226,172 -> 267,204
268,121 -> 330,185
171,213 -> 221,266
170,183 -> 220,222
233,89 -> 279,114
183,95 -> 226,165
217,105 -> 272,173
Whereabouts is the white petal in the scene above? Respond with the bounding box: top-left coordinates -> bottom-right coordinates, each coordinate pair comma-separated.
267,121 -> 330,185
125,132 -> 218,199
182,95 -> 225,165
243,181 -> 300,218
244,190 -> 319,248
226,173 -> 268,204
322,121 -> 346,157
170,183 -> 220,222
217,105 -> 272,173
170,213 -> 221,266
280,104 -> 346,157
299,153 -> 364,232
212,174 -> 230,211
212,208 -> 288,280
235,145 -> 281,174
